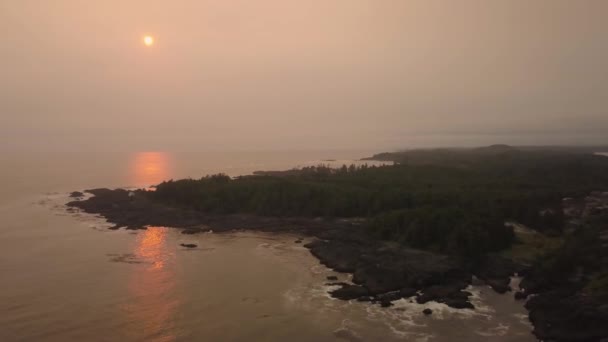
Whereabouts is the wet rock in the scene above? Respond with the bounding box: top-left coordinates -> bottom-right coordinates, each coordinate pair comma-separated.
305,240 -> 362,273
329,284 -> 369,300
514,291 -> 528,300
423,308 -> 433,315
471,275 -> 486,286
352,248 -> 468,296
327,275 -> 338,281
486,278 -> 511,294
444,298 -> 474,309
519,276 -> 544,295
416,285 -> 473,309
356,296 -> 372,302
126,226 -> 147,230
180,243 -> 197,248
380,300 -> 393,308
416,285 -> 466,303
181,228 -> 205,235
399,287 -> 417,298
476,254 -> 527,293
69,191 -> 84,198
376,290 -> 402,302
326,282 -> 350,287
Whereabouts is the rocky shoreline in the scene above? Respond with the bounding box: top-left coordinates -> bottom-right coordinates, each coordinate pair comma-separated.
67,189 -> 521,308
67,187 -> 608,341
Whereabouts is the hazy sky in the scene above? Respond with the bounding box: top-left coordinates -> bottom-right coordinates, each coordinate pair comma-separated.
1,0 -> 607,152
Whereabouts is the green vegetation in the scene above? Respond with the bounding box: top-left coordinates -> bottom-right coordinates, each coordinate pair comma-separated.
501,226 -> 564,263
151,148 -> 608,259
526,222 -> 606,293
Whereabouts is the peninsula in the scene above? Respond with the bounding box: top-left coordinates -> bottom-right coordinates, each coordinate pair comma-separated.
68,146 -> 608,341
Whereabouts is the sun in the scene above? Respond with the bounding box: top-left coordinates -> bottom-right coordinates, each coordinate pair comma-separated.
143,35 -> 154,47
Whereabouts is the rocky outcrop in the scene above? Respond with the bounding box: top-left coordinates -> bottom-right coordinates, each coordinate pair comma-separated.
181,228 -> 207,234
330,285 -> 369,300
416,285 -> 474,309
69,191 -> 84,198
526,292 -> 608,342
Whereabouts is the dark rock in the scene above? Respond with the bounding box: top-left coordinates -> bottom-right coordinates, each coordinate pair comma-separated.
514,291 -> 528,300
352,248 -> 468,295
180,243 -> 197,248
295,239 -> 303,244
519,276 -> 545,295
444,298 -> 474,309
376,290 -> 402,302
69,191 -> 84,198
526,292 -> 608,342
181,228 -> 205,234
399,287 -> 417,298
476,255 -> 528,294
326,275 -> 338,281
352,263 -> 405,295
356,296 -> 372,302
416,285 -> 473,309
486,278 -> 511,294
326,282 -> 349,287
423,308 -> 433,315
471,276 -> 485,286
477,255 -> 521,279
416,285 -> 466,303
126,226 -> 147,230
305,240 -> 362,273
329,284 -> 369,300
380,300 -> 393,308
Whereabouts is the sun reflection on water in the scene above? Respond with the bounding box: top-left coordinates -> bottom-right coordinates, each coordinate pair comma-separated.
130,152 -> 172,188
125,227 -> 178,341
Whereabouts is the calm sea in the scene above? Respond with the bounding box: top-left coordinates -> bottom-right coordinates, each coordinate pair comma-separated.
0,149 -> 534,341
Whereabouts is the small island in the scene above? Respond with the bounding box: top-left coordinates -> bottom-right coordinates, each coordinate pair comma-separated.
68,146 -> 608,342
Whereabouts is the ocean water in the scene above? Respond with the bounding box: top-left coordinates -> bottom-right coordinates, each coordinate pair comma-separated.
0,149 -> 534,341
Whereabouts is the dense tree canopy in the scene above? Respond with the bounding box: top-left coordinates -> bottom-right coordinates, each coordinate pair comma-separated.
151,150 -> 608,258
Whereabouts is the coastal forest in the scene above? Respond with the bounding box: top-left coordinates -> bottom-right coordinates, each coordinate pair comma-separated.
69,145 -> 608,341
152,146 -> 608,259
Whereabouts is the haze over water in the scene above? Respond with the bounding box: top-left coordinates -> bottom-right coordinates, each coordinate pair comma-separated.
2,0 -> 608,340
0,150 -> 534,342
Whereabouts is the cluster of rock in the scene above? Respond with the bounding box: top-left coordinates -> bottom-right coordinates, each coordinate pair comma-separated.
306,238 -> 523,311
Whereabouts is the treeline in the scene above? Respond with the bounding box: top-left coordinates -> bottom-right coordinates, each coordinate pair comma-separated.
151,151 -> 608,258
369,207 -> 513,257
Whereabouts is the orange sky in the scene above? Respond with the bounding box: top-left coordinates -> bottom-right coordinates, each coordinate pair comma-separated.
1,0 -> 607,151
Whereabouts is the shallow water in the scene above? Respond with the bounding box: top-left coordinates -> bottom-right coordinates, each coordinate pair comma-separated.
0,150 -> 534,341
